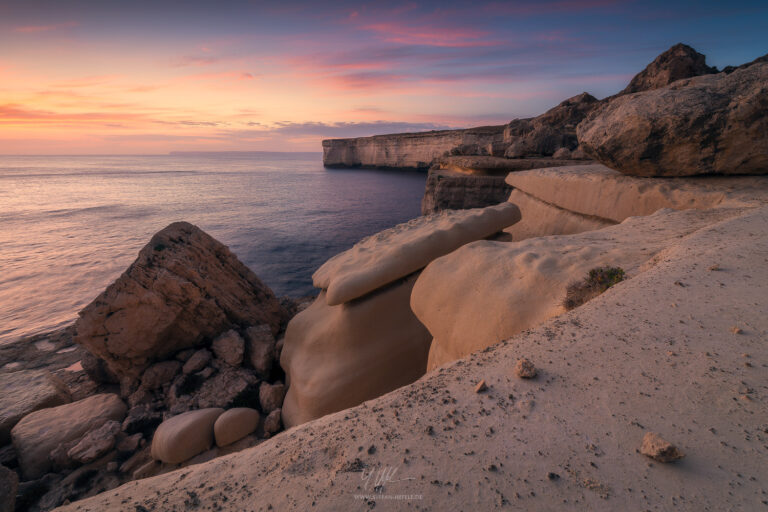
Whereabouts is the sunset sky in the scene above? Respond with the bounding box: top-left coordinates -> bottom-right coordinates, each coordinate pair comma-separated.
1,0 -> 766,154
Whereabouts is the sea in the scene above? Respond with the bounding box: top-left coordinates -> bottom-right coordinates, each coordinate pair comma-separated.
0,152 -> 427,345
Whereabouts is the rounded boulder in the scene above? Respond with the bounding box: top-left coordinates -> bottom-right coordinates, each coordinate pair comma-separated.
213,408 -> 260,447
150,408 -> 224,464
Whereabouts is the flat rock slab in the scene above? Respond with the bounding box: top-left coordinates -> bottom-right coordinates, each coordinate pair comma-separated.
433,156 -> 591,176
0,370 -> 71,445
11,393 -> 126,480
505,164 -> 768,223
313,203 -> 522,306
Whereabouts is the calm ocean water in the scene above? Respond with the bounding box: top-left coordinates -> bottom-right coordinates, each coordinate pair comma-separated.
0,153 -> 426,344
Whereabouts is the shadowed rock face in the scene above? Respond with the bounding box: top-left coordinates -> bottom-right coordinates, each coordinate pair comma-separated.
620,43 -> 717,95
74,222 -> 289,381
503,92 -> 598,157
578,62 -> 768,177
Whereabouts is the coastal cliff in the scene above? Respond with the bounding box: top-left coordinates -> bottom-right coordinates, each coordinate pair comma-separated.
322,125 -> 505,170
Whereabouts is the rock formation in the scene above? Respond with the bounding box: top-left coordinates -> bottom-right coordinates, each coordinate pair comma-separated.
503,92 -> 598,158
213,408 -> 260,447
0,370 -> 71,445
620,43 -> 717,95
313,203 -> 522,305
578,61 -> 768,176
421,156 -> 593,214
73,221 -> 290,381
322,125 -> 505,169
281,203 -> 523,427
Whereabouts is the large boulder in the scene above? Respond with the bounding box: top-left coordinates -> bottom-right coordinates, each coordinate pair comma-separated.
503,92 -> 598,157
11,393 -> 126,479
0,370 -> 71,445
411,208 -> 740,371
150,408 -> 224,464
281,275 -> 432,428
313,203 -> 522,306
577,61 -> 768,177
73,222 -> 289,381
620,43 -> 717,95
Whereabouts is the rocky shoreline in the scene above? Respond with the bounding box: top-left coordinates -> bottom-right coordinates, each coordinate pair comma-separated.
1,43 -> 767,511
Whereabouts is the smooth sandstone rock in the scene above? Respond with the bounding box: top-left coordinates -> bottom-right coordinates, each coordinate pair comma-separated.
503,189 -> 615,241
0,370 -> 71,445
281,275 -> 432,428
578,62 -> 768,177
213,408 -> 260,447
263,409 -> 282,435
11,393 -> 126,479
212,330 -> 245,366
505,165 -> 766,223
74,222 -> 289,380
150,408 -> 224,464
313,203 -> 522,306
412,208 -> 740,370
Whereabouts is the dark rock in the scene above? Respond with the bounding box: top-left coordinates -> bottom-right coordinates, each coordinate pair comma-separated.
504,92 -> 598,157
141,361 -> 181,390
67,420 -> 121,464
182,349 -> 211,374
263,409 -> 282,436
116,433 -> 143,455
122,405 -> 163,436
621,43 -> 717,95
0,464 -> 18,512
81,351 -> 120,384
211,330 -> 245,366
195,367 -> 261,410
259,382 -> 286,414
244,325 -> 275,379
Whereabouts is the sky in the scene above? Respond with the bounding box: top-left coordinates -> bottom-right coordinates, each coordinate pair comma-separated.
0,0 -> 766,154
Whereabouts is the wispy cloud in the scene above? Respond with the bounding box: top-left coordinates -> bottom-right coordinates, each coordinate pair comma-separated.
14,21 -> 78,33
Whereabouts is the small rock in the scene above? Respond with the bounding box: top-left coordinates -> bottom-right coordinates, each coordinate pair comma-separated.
515,358 -> 537,378
67,420 -> 122,464
213,408 -> 260,447
175,349 -> 196,362
0,370 -> 72,445
552,147 -> 572,159
547,472 -> 560,480
639,432 -> 684,462
0,464 -> 19,512
127,387 -> 153,408
116,433 -> 143,455
81,352 -> 119,384
244,325 -> 275,378
708,264 -> 721,271
259,382 -> 286,413
212,330 -> 245,366
141,361 -> 182,390
730,326 -> 743,334
122,405 -> 163,435
118,446 -> 151,474
49,440 -> 79,472
474,380 -> 488,393
106,461 -> 118,472
263,409 -> 282,435
183,349 -> 212,374
194,367 -> 260,410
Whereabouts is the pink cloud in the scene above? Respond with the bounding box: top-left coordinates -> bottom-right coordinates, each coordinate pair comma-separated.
483,0 -> 622,16
361,22 -> 499,47
14,21 -> 78,33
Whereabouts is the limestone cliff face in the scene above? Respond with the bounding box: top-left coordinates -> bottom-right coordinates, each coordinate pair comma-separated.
322,126 -> 505,169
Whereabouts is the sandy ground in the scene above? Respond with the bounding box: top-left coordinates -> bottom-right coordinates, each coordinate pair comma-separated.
59,205 -> 768,511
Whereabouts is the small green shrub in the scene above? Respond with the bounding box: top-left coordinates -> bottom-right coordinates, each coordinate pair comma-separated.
563,266 -> 626,310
